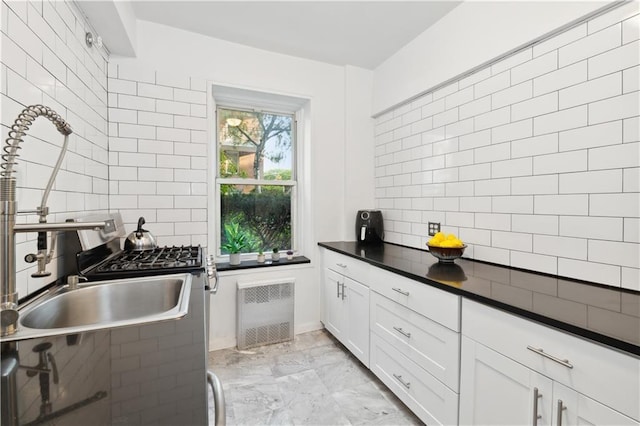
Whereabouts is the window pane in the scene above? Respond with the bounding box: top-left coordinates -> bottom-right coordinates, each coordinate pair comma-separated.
220,185 -> 292,254
218,108 -> 293,180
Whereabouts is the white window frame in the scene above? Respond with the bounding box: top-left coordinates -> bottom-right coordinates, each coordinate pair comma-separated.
209,85 -> 309,262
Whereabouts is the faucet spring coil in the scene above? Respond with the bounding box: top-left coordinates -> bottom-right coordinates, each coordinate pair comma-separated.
1,105 -> 72,178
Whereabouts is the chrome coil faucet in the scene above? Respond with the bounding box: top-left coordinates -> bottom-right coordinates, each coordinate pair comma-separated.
0,105 -> 112,337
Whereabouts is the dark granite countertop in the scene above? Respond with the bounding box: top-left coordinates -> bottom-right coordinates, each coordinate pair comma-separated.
319,241 -> 640,357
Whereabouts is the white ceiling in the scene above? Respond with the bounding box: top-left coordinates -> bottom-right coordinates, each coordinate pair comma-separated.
122,1 -> 461,69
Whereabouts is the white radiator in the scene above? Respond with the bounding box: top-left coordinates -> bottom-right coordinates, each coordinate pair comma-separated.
237,277 -> 295,350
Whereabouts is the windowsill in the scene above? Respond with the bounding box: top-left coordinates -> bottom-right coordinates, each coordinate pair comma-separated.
216,256 -> 311,272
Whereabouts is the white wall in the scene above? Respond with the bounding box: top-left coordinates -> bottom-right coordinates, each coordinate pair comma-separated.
109,20 -> 374,349
373,2 -> 639,290
373,1 -> 610,115
344,65 -> 376,239
1,0 -> 109,299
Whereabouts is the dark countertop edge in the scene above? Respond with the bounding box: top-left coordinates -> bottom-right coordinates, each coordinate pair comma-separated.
318,242 -> 640,358
216,256 -> 310,272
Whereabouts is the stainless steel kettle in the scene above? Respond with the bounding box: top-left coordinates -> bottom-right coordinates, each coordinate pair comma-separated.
124,217 -> 157,251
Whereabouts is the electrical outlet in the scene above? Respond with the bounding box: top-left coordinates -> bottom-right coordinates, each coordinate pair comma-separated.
428,222 -> 441,236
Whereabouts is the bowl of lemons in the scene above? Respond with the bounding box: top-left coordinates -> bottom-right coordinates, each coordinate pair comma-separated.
426,232 -> 466,263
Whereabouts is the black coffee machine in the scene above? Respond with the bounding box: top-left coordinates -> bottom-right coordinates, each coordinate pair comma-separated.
356,210 -> 384,244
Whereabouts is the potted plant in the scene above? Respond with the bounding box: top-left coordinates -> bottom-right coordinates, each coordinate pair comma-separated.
221,222 -> 249,266
257,250 -> 265,263
271,247 -> 280,262
286,250 -> 294,260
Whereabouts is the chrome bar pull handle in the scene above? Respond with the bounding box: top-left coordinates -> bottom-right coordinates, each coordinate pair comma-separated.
392,287 -> 409,296
527,346 -> 573,369
336,281 -> 341,298
336,263 -> 346,268
556,400 -> 566,426
393,374 -> 411,389
533,387 -> 542,426
393,326 -> 411,338
341,282 -> 346,300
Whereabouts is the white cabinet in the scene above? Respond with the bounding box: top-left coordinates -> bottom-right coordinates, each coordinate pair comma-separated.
320,249 -> 370,366
461,299 -> 640,425
460,335 -> 553,425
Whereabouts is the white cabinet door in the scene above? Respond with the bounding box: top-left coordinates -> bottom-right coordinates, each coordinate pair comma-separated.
553,382 -> 639,426
344,276 -> 369,366
460,336 -> 553,426
323,268 -> 346,343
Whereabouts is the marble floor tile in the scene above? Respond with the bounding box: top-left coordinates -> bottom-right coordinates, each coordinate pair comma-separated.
208,329 -> 424,426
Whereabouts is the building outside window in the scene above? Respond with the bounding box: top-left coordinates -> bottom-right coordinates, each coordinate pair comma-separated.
216,106 -> 296,256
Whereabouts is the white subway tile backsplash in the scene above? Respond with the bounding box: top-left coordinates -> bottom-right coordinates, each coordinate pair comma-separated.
118,94 -> 155,112
589,142 -> 640,170
459,95 -> 491,120
459,67 -> 491,89
459,163 -> 491,182
624,218 -> 640,243
623,168 -> 639,192
589,1 -> 639,34
475,106 -> 510,131
533,105 -> 587,135
560,216 -> 623,241
445,86 -> 474,109
511,251 -> 558,275
459,129 -> 491,151
475,142 -> 510,164
512,214 -> 558,235
589,240 -> 640,268
534,234 -> 587,259
493,195 -> 533,214
535,194 -> 589,215
558,259 -> 621,287
475,178 -> 511,196
534,61 -> 588,97
533,150 -> 587,175
533,24 -> 587,57
590,193 -> 640,217
559,23 -> 621,67
138,168 -> 174,182
511,92 -> 557,121
433,81 -> 458,100
138,139 -> 173,155
433,107 -> 459,128
588,91 -> 640,125
621,267 -> 640,291
493,81 -> 533,109
588,40 -> 640,79
559,120 -> 622,151
137,82 -> 173,100
173,88 -> 206,104
559,169 -> 622,194
492,157 -> 533,178
559,72 -> 622,109
109,108 -> 137,124
157,127 -> 190,142
623,65 -> 639,93
373,4 -> 637,288
512,175 -> 558,195
511,133 -> 558,158
623,14 -> 640,43
475,70 -> 510,98
493,231 -> 532,252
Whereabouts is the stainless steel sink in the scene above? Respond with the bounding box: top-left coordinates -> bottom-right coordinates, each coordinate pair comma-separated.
0,273 -> 192,342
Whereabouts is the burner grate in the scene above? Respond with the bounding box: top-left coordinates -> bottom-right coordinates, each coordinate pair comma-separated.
93,245 -> 202,276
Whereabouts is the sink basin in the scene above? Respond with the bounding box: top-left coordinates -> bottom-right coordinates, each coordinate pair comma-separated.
1,273 -> 191,342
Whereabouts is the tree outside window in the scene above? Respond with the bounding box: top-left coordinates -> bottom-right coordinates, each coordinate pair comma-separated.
217,107 -> 295,255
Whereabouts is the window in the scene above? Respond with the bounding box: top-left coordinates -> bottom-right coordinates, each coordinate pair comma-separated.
216,106 -> 296,255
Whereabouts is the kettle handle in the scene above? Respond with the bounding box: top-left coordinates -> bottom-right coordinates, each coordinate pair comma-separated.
136,216 -> 145,233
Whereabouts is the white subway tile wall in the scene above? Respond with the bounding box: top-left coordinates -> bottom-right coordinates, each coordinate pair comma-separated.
1,0 -> 109,296
374,3 -> 640,290
107,63 -> 208,247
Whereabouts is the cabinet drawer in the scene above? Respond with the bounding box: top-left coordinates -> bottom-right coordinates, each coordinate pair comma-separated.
369,266 -> 460,331
463,299 -> 640,420
371,292 -> 459,391
370,333 -> 459,426
322,249 -> 369,283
